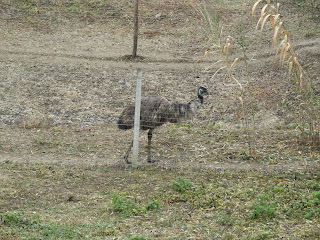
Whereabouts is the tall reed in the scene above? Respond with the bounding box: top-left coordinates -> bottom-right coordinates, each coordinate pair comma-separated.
252,0 -> 319,147
194,2 -> 257,156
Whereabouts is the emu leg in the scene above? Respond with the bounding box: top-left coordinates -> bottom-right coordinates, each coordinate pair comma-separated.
124,140 -> 133,164
147,129 -> 156,163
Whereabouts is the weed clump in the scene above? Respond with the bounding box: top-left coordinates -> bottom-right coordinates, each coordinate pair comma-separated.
111,194 -> 160,217
111,194 -> 139,216
143,200 -> 160,213
248,194 -> 276,220
0,211 -> 82,239
171,177 -> 193,193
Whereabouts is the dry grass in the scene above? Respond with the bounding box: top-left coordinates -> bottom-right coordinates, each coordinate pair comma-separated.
194,1 -> 257,156
252,0 -> 320,147
1,160 -> 320,239
1,1 -> 320,238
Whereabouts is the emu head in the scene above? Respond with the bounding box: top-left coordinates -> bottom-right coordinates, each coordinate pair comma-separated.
198,87 -> 209,98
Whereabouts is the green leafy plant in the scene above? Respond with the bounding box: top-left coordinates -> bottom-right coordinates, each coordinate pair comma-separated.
171,177 -> 193,193
1,211 -> 23,225
0,211 -> 81,238
307,181 -> 319,190
273,185 -> 285,193
112,194 -> 160,216
304,191 -> 320,219
143,200 -> 160,213
112,194 -> 139,216
248,194 -> 276,219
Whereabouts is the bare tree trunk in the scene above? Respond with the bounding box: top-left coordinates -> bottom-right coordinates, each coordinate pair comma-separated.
132,0 -> 139,58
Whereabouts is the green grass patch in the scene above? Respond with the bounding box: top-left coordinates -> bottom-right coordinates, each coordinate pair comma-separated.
143,200 -> 160,213
170,177 -> 193,193
0,211 -> 82,239
1,162 -> 320,239
111,194 -> 160,217
111,194 -> 140,217
248,194 -> 276,220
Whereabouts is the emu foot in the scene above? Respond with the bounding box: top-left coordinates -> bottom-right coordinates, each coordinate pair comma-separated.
124,156 -> 132,164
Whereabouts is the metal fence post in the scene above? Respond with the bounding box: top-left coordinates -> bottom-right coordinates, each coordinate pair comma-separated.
132,69 -> 142,167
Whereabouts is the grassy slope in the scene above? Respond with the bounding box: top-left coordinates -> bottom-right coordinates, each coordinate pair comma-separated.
1,0 -> 320,239
1,162 -> 320,239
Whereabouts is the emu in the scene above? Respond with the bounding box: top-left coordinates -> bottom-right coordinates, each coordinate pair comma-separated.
118,86 -> 209,164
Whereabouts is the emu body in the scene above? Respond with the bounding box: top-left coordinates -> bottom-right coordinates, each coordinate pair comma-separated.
118,87 -> 209,164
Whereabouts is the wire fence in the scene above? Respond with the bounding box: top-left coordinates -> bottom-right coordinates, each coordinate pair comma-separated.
0,61 -> 317,165
0,0 -> 200,24
0,1 -> 319,166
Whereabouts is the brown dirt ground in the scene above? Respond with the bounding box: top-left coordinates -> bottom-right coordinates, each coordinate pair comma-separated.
1,1 -> 320,239
0,0 -> 319,167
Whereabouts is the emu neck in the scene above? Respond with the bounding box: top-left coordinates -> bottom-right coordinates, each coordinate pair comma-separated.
198,94 -> 204,104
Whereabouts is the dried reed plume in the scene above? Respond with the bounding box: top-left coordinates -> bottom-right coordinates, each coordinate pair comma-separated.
252,0 -> 319,146
193,2 -> 256,156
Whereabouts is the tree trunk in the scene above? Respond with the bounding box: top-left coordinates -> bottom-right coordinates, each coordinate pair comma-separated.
132,0 -> 139,58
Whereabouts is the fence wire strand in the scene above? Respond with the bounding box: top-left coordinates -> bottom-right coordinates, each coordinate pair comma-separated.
0,1 -> 319,166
